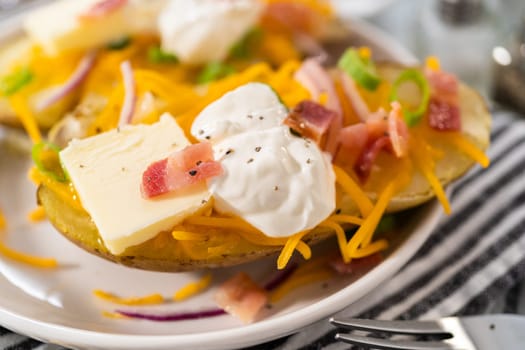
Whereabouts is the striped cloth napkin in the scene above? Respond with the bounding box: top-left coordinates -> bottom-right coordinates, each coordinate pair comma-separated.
2,107 -> 525,349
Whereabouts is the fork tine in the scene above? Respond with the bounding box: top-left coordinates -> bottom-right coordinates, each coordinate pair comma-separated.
335,333 -> 455,350
330,318 -> 449,335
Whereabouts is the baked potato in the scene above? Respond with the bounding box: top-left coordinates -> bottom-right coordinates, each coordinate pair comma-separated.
35,62 -> 491,272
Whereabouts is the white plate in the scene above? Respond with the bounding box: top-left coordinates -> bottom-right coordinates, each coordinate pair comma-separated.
331,0 -> 399,18
0,19 -> 439,350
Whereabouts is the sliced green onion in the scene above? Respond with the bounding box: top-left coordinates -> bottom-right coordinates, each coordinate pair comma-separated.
0,67 -> 33,97
375,215 -> 396,235
389,68 -> 431,127
229,27 -> 263,59
196,62 -> 236,84
107,36 -> 131,50
147,46 -> 179,64
337,48 -> 381,91
32,142 -> 67,182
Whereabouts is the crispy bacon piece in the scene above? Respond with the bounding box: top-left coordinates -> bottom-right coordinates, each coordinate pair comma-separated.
284,100 -> 336,144
214,272 -> 269,324
141,142 -> 222,198
388,102 -> 409,157
79,0 -> 127,20
294,59 -> 342,155
425,70 -> 461,132
354,136 -> 391,182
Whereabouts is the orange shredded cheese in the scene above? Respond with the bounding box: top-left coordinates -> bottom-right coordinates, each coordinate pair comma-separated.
0,209 -> 6,230
425,56 -> 441,71
320,219 -> 350,263
93,290 -> 164,306
8,95 -> 41,144
172,230 -> 209,241
329,214 -> 363,226
277,231 -> 309,270
102,311 -> 129,319
318,92 -> 328,106
347,179 -> 399,257
295,241 -> 312,260
358,46 -> 372,60
333,165 -> 373,217
410,139 -> 451,214
0,240 -> 57,268
173,273 -> 212,301
28,167 -> 83,211
270,268 -> 333,303
352,239 -> 389,259
441,134 -> 490,168
27,206 -> 46,222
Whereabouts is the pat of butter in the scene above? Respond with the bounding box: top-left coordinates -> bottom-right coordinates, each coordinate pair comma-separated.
60,114 -> 209,255
23,0 -> 162,55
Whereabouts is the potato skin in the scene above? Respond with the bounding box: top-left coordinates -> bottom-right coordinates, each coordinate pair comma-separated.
37,185 -> 334,272
37,64 -> 491,272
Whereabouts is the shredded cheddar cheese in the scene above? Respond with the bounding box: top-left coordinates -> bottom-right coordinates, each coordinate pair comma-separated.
173,273 -> 212,301
8,95 -> 41,144
352,239 -> 389,259
102,311 -> 129,319
0,209 -> 6,230
425,56 -> 441,72
347,178 -> 401,257
270,268 -> 333,303
0,240 -> 57,268
320,219 -> 350,263
27,206 -> 46,222
93,290 -> 164,306
277,231 -> 310,269
333,165 -> 374,217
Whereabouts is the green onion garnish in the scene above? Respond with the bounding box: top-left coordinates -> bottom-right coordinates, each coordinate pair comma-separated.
196,62 -> 236,84
389,69 -> 431,127
147,46 -> 179,64
338,48 -> 381,91
0,67 -> 33,97
32,142 -> 67,182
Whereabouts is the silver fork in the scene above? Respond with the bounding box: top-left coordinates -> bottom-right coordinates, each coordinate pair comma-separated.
330,314 -> 525,350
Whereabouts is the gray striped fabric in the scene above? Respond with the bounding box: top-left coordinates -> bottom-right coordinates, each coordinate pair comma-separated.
2,108 -> 525,349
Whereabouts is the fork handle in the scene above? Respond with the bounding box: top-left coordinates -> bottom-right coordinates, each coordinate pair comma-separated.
459,314 -> 525,350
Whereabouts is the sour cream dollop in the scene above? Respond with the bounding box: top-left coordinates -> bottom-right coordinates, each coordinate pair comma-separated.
158,0 -> 263,64
191,83 -> 336,238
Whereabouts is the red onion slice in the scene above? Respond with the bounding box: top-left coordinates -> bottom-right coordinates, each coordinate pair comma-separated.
115,308 -> 226,322
118,60 -> 136,127
36,51 -> 97,112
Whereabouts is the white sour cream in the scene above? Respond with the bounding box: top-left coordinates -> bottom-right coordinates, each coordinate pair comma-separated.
158,0 -> 263,64
191,83 -> 336,238
191,83 -> 288,142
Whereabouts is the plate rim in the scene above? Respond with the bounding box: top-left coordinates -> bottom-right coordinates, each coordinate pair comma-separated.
0,17 -> 437,350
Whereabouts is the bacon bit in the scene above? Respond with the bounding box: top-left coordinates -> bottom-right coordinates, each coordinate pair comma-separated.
427,98 -> 461,131
338,123 -> 368,159
329,253 -> 383,275
141,158 -> 169,198
214,272 -> 268,324
425,69 -> 461,131
141,143 -> 222,198
388,102 -> 409,157
354,136 -> 391,182
294,58 -> 342,155
284,100 -> 336,144
261,2 -> 328,37
79,0 -> 128,20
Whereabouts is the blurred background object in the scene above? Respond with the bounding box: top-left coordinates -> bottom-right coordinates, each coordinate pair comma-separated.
1,0 -> 524,113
